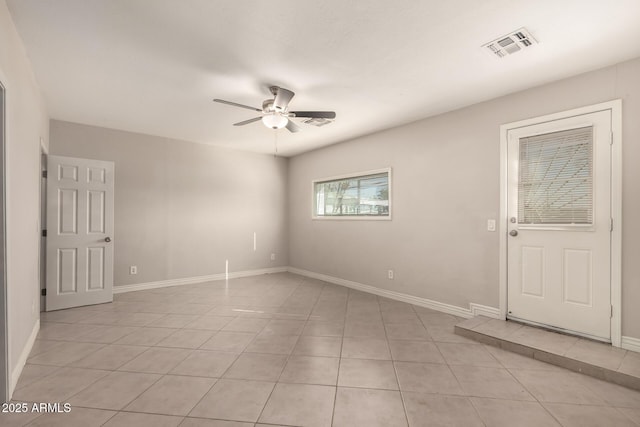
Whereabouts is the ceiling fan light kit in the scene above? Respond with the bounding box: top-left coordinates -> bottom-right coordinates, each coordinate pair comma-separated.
214,86 -> 336,133
262,112 -> 288,129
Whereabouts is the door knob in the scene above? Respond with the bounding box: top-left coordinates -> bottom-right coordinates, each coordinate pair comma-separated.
104,237 -> 112,243
509,230 -> 518,237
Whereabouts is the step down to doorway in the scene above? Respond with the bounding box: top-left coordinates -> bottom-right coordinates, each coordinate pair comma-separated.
455,316 -> 640,391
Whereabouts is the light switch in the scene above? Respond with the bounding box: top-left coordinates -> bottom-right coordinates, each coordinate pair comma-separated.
487,219 -> 496,232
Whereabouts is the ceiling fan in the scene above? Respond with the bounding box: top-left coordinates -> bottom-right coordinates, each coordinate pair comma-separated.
213,86 -> 336,133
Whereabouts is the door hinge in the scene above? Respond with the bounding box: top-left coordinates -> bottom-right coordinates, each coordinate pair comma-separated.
610,132 -> 614,145
41,288 -> 46,296
42,170 -> 47,179
41,229 -> 47,237
610,218 -> 613,232
610,305 -> 613,318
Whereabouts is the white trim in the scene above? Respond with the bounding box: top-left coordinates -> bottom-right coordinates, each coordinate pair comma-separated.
470,303 -> 502,319
9,319 -> 39,400
113,267 -> 288,294
499,99 -> 623,346
311,167 -> 392,221
288,267 -> 499,319
621,336 -> 640,353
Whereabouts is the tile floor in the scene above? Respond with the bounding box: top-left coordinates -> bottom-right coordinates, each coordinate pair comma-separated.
1,272 -> 639,426
455,316 -> 640,391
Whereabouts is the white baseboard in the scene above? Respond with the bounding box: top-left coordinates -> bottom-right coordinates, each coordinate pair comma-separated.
10,319 -> 40,399
114,266 -> 288,294
621,336 -> 640,353
288,267 -> 499,319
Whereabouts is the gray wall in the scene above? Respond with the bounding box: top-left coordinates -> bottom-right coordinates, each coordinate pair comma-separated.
0,0 -> 49,395
288,57 -> 640,340
51,121 -> 288,286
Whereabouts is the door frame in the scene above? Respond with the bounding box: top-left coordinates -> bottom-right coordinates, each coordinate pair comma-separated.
0,77 -> 8,402
498,99 -> 622,347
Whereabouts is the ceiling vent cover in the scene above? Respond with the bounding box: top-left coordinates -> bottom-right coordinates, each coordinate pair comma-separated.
483,28 -> 537,58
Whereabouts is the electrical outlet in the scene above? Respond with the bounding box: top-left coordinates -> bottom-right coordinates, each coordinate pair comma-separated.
130,265 -> 138,275
487,219 -> 496,232
270,253 -> 276,261
388,270 -> 394,280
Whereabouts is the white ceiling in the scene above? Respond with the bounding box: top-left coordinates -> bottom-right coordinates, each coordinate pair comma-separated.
7,0 -> 640,156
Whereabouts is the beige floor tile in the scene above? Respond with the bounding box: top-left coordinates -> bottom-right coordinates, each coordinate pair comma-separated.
279,355 -> 339,385
25,407 -> 116,427
472,318 -> 524,339
262,319 -> 306,335
0,410 -> 41,427
302,320 -> 344,337
344,320 -> 387,338
543,402 -> 636,427
395,361 -> 464,395
74,325 -> 140,343
402,392 -> 483,427
182,419 -> 253,427
156,329 -> 214,349
68,371 -> 161,410
27,339 -> 65,358
37,323 -> 99,341
13,367 -> 109,402
293,335 -> 342,357
170,350 -> 238,377
384,322 -> 431,341
14,364 -> 59,390
41,309 -> 93,324
118,347 -> 192,374
185,315 -> 234,331
563,339 -> 628,370
333,387 -> 407,427
221,317 -> 269,333
75,344 -> 148,370
619,407 -> 640,425
189,379 -> 275,422
152,314 -> 201,328
200,331 -> 255,352
125,374 -> 216,415
619,351 -> 640,377
427,325 -> 478,344
113,327 -> 176,346
258,383 -> 335,427
578,375 -> 640,408
27,341 -> 105,366
507,326 -> 579,355
510,369 -> 606,405
223,352 -> 287,381
450,365 -> 535,401
436,342 -> 502,367
102,412 -> 183,427
470,397 -> 561,427
485,346 -> 560,370
338,358 -> 398,390
381,310 -> 420,324
244,333 -> 299,355
389,340 -> 445,363
341,337 -> 391,360
418,312 -> 460,327
115,312 -> 166,326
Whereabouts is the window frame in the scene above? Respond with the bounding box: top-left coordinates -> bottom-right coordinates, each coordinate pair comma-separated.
311,167 -> 392,221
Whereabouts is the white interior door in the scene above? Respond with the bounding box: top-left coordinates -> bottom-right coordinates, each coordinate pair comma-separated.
507,110 -> 612,341
46,155 -> 114,311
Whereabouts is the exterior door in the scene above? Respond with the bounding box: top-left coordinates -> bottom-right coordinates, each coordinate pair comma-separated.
507,110 -> 611,341
46,155 -> 114,311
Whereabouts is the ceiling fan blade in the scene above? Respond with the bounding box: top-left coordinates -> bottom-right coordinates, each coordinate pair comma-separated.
233,117 -> 262,126
285,119 -> 301,133
213,99 -> 262,112
290,111 -> 336,119
273,87 -> 295,111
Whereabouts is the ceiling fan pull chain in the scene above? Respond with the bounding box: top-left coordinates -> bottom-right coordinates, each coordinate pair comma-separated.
274,130 -> 278,157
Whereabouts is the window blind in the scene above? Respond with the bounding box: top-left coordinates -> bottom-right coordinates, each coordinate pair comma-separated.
518,126 -> 593,225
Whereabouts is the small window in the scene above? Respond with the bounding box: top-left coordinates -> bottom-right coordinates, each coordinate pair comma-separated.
313,169 -> 391,219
